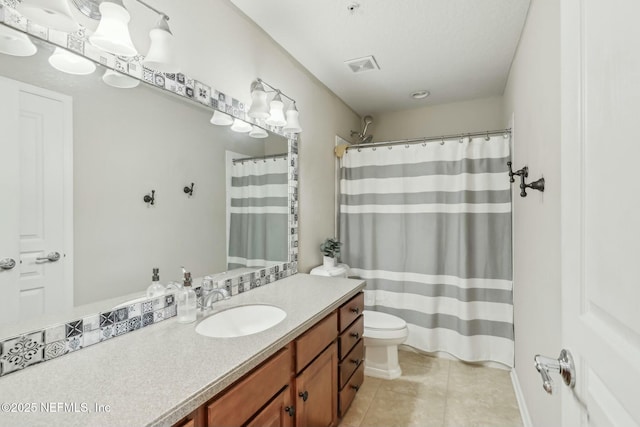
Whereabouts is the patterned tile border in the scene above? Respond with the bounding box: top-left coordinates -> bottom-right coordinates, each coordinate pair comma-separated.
0,4 -> 300,378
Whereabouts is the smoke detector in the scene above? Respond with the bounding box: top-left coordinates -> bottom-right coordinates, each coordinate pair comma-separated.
345,55 -> 380,74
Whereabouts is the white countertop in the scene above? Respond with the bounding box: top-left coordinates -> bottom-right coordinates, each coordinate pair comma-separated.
0,274 -> 365,427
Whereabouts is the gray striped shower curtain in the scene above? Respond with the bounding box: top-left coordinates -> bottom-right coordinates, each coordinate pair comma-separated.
228,158 -> 289,270
339,136 -> 514,366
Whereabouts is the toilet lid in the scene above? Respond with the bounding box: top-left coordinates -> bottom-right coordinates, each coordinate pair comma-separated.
363,310 -> 407,330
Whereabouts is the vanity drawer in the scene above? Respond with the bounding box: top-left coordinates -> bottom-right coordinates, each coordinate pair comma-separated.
339,292 -> 364,332
338,315 -> 364,360
207,345 -> 293,427
339,362 -> 365,418
339,339 -> 364,389
295,311 -> 337,373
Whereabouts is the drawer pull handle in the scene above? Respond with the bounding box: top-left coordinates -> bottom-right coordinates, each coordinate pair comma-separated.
350,307 -> 360,314
351,358 -> 362,366
285,406 -> 295,416
350,332 -> 360,339
298,391 -> 309,402
351,384 -> 360,391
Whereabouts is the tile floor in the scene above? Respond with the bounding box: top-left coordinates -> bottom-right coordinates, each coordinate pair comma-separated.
340,349 -> 523,427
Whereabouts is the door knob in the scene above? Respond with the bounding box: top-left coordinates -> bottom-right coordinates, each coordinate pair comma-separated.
284,406 -> 295,416
36,252 -> 61,263
534,349 -> 576,394
0,258 -> 16,270
298,391 -> 308,402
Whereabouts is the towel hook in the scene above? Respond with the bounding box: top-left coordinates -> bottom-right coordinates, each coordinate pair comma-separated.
143,190 -> 155,205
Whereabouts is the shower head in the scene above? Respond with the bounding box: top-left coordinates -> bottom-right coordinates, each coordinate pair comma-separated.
351,115 -> 374,144
361,135 -> 373,144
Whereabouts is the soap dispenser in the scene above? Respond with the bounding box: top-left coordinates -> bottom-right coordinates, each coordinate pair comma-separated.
177,271 -> 197,323
146,268 -> 165,298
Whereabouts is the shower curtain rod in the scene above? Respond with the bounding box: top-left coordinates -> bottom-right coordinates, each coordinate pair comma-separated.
232,152 -> 288,164
345,128 -> 511,151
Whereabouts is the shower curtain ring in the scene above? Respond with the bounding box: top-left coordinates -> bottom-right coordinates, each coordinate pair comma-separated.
388,146 -> 392,150
405,144 -> 409,148
372,147 -> 376,151
485,132 -> 491,141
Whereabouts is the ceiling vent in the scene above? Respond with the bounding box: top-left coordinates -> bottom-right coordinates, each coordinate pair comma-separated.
345,55 -> 380,74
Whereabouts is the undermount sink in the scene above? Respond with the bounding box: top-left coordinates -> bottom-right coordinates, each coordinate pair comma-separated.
195,304 -> 286,338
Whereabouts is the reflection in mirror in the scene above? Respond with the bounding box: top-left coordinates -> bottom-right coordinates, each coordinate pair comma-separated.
0,31 -> 289,336
227,153 -> 289,270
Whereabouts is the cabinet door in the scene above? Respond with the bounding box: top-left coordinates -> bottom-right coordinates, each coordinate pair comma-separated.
247,387 -> 294,427
208,345 -> 292,427
295,343 -> 338,427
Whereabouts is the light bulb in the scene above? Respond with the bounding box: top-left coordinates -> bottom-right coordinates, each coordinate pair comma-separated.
0,26 -> 37,57
230,118 -> 252,133
283,103 -> 302,134
48,47 -> 96,75
142,16 -> 179,73
265,93 -> 286,127
89,1 -> 137,57
248,81 -> 270,119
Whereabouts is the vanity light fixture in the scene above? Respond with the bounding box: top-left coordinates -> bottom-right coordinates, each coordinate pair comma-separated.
210,110 -> 234,126
249,126 -> 269,139
102,69 -> 140,89
48,47 -> 96,75
142,15 -> 179,73
230,118 -> 252,133
248,79 -> 302,133
16,0 -> 79,33
89,0 -> 137,57
0,25 -> 37,57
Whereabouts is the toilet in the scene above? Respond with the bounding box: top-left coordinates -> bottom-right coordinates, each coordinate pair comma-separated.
309,264 -> 409,380
362,310 -> 409,380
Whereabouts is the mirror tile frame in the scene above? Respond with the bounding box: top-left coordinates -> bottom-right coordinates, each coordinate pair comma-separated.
0,3 -> 299,377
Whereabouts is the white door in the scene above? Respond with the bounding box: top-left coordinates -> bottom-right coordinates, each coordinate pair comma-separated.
0,76 -> 73,323
560,0 -> 640,425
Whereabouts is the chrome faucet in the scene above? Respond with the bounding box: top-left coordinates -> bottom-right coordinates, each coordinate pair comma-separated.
200,288 -> 230,310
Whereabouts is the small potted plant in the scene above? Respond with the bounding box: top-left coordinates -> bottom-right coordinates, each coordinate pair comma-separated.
320,238 -> 342,268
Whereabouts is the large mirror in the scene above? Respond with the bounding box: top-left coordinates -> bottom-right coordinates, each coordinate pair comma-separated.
0,27 -> 291,337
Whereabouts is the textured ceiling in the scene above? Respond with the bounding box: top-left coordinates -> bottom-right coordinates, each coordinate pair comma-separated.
228,0 -> 530,115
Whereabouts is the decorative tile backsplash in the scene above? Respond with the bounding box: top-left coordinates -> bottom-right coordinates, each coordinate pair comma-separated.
0,3 -> 300,379
0,261 -> 298,377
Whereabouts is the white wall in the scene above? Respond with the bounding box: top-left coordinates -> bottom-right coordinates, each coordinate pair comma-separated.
147,0 -> 361,273
372,96 -> 504,142
502,0 -> 561,425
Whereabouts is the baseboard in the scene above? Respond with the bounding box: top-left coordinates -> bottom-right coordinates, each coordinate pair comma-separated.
510,369 -> 533,427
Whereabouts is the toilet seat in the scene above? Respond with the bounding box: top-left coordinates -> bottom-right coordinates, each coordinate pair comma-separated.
363,310 -> 409,340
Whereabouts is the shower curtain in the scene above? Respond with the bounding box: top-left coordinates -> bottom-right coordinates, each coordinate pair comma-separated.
228,158 -> 288,269
339,136 -> 514,366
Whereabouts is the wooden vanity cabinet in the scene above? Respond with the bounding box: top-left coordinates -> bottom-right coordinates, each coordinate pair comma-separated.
336,292 -> 365,418
172,295 -> 366,427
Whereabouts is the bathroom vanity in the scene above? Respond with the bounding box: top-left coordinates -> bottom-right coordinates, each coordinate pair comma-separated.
0,274 -> 365,427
